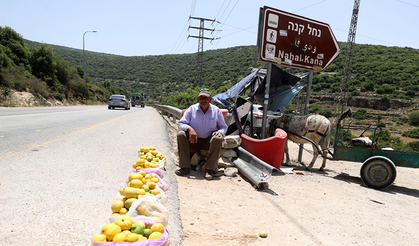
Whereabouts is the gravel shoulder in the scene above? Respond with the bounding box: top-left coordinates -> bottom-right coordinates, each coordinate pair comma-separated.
162,114 -> 419,246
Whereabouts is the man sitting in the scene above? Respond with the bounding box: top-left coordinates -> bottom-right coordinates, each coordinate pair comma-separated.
176,88 -> 228,180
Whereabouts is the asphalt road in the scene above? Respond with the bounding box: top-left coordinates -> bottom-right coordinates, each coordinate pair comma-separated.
0,105 -> 182,245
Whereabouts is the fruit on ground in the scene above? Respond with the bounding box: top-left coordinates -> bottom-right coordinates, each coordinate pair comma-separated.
92,234 -> 107,241
115,215 -> 133,230
111,200 -> 124,213
150,222 -> 165,234
112,232 -> 126,242
149,231 -> 163,240
131,224 -> 144,235
259,231 -> 268,238
105,223 -> 122,241
124,197 -> 137,209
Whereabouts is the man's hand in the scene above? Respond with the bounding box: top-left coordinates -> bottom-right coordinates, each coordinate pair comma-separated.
212,131 -> 223,139
188,127 -> 198,143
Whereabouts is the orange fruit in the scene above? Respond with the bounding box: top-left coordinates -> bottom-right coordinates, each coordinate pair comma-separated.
148,182 -> 156,189
150,223 -> 165,234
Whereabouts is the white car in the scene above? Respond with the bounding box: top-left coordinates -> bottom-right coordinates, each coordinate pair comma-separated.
107,95 -> 131,110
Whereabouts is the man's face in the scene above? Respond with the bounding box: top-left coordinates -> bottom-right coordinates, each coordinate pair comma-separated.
198,96 -> 211,108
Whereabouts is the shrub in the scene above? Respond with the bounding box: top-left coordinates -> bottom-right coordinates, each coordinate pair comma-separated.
372,130 -> 404,150
402,128 -> 419,138
29,79 -> 49,98
377,122 -> 386,128
408,112 -> 419,126
354,109 -> 367,120
406,141 -> 419,151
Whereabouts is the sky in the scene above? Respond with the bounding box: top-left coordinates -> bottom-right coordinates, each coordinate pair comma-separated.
1,0 -> 418,57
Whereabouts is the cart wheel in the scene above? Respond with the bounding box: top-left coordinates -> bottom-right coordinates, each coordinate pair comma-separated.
360,156 -> 396,190
243,123 -> 252,137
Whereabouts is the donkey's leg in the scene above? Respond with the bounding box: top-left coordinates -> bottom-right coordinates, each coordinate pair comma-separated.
283,139 -> 290,165
306,144 -> 319,170
319,144 -> 328,171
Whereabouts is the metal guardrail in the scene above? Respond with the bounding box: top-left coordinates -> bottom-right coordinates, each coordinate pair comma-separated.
149,104 -> 182,123
233,147 -> 276,190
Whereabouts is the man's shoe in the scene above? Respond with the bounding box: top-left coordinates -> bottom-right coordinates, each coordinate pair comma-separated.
175,168 -> 190,176
205,170 -> 213,180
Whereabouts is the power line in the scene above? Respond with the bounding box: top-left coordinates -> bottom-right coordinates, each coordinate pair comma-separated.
214,0 -> 228,21
171,0 -> 198,54
217,0 -> 233,24
292,0 -> 328,12
190,0 -> 196,16
213,0 -> 240,40
394,0 -> 419,8
171,21 -> 190,54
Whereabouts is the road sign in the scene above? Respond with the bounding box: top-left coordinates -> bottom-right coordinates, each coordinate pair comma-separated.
257,6 -> 341,71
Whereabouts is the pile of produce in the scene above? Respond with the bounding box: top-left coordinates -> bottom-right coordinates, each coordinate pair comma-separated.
91,146 -> 171,245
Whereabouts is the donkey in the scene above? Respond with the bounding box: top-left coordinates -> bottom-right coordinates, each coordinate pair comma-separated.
275,114 -> 331,171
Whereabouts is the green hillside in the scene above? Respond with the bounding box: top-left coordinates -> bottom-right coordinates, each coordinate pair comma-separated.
1,26 -> 129,105
42,39 -> 419,106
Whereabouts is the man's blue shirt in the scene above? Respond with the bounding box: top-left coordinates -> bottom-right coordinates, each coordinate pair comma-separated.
178,103 -> 228,138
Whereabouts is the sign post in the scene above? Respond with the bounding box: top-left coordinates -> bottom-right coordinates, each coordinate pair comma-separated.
256,6 -> 340,141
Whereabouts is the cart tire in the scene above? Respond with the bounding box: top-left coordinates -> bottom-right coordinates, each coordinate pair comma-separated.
360,156 -> 396,190
243,123 -> 252,137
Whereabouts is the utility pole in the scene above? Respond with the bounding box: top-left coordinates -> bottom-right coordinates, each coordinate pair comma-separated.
340,0 -> 361,113
188,16 -> 218,86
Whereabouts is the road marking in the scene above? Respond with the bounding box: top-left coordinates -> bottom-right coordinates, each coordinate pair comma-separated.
0,111 -> 139,160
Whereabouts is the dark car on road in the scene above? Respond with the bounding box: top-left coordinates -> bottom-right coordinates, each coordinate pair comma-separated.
108,95 -> 131,110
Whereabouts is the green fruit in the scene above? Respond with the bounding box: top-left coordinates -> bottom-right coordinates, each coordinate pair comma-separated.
143,228 -> 153,238
131,225 -> 144,235
141,184 -> 149,192
124,198 -> 137,209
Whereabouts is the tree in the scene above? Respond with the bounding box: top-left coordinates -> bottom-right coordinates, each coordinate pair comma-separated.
30,44 -> 57,87
0,26 -> 31,70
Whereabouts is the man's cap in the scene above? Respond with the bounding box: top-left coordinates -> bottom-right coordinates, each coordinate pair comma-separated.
198,88 -> 211,97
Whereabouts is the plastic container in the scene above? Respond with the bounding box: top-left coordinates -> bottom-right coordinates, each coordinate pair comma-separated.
240,128 -> 287,169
